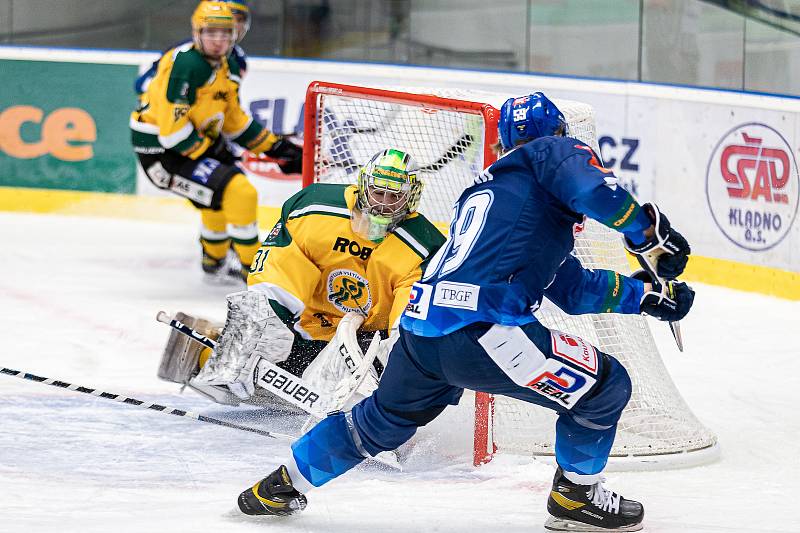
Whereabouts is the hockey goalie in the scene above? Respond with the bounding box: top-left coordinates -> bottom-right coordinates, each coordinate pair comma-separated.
158,148 -> 445,417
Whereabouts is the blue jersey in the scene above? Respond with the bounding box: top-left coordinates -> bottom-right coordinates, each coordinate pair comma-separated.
401,136 -> 650,337
135,41 -> 248,95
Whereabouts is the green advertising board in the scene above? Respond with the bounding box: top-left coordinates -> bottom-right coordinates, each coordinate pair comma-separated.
0,59 -> 138,193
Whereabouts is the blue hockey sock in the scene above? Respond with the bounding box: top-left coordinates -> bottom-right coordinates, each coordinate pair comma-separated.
554,413 -> 617,475
290,412 -> 367,488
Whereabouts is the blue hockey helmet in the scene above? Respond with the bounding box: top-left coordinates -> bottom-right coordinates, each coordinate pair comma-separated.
498,92 -> 567,151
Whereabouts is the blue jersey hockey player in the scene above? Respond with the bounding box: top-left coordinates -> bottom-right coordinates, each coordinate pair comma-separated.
235,93 -> 695,532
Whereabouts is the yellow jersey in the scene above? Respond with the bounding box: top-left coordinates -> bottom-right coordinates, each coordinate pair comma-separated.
248,184 -> 446,341
130,43 -> 277,158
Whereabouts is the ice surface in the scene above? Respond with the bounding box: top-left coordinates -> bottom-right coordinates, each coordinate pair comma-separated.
1,211 -> 798,532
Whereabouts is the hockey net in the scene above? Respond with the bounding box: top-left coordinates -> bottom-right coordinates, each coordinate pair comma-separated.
303,81 -> 718,469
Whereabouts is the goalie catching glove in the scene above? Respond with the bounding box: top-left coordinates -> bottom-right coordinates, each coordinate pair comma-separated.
265,136 -> 303,175
633,270 -> 695,322
624,202 -> 690,279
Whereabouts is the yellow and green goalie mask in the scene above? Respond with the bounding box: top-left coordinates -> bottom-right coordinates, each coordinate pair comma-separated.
353,149 -> 423,243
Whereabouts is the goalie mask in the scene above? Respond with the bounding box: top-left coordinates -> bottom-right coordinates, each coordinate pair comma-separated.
498,92 -> 567,151
192,1 -> 237,59
352,149 -> 423,243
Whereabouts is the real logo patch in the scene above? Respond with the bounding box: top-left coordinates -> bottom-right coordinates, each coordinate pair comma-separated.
525,359 -> 596,409
404,282 -> 432,320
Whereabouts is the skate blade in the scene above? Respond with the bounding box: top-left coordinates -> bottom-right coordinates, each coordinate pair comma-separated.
544,516 -> 643,532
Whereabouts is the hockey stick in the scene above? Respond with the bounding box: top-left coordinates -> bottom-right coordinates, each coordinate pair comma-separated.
320,104 -> 476,175
157,311 -> 217,350
636,251 -> 684,352
419,133 -> 475,173
0,366 -> 293,440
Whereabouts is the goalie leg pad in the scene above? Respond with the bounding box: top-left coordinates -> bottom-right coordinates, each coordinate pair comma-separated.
191,291 -> 295,400
158,312 -> 222,384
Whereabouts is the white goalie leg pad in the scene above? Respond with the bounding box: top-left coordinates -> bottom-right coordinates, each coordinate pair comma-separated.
266,313 -> 383,426
302,313 -> 367,394
301,313 -> 383,410
252,357 -> 330,418
190,290 -> 295,400
247,313 -> 385,418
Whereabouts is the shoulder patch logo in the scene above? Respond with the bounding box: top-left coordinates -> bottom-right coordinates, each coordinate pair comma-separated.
327,269 -> 372,315
268,221 -> 282,240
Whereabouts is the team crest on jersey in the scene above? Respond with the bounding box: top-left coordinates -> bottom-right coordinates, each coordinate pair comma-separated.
327,269 -> 372,315
199,112 -> 225,138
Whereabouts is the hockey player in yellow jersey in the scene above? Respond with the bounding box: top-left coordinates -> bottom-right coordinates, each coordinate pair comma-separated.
157,149 -> 445,408
130,1 -> 302,282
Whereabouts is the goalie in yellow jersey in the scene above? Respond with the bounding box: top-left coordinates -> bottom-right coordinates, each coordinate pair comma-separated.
158,149 -> 445,412
130,1 -> 302,282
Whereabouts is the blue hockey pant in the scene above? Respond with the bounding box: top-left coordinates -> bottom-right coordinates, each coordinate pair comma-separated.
289,321 -> 632,488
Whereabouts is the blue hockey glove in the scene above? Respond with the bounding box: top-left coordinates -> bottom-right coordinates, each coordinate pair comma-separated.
632,270 -> 695,322
624,203 -> 690,279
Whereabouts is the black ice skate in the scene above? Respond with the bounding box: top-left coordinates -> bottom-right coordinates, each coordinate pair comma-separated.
238,465 -> 307,516
545,467 -> 643,532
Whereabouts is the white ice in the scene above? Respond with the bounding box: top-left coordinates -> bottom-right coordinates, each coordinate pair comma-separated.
1,211 -> 798,533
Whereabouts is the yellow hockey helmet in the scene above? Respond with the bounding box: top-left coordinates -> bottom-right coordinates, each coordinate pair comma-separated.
191,1 -> 237,57
202,0 -> 250,41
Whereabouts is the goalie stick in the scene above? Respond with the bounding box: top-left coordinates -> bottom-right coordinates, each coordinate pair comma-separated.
157,312 -> 401,470
0,366 -> 293,440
